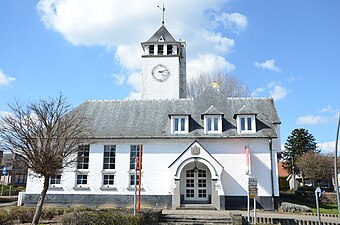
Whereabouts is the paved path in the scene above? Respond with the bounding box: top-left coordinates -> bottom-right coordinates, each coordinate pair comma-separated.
235,210 -> 340,224
163,210 -> 340,224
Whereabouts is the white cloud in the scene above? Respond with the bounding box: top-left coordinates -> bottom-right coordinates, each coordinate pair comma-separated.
269,84 -> 287,100
0,69 -> 15,86
202,31 -> 235,54
296,115 -> 329,125
317,141 -> 340,154
319,105 -> 332,113
255,59 -> 281,72
187,54 -> 235,81
215,12 -> 248,32
115,44 -> 142,70
251,87 -> 265,97
111,73 -> 125,85
37,0 -> 242,94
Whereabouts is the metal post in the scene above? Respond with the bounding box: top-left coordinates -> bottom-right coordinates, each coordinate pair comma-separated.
254,198 -> 256,224
334,115 -> 340,217
315,187 -> 321,225
133,159 -> 137,216
138,145 -> 142,214
247,193 -> 250,224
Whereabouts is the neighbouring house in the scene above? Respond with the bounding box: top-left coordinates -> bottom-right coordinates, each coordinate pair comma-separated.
23,24 -> 282,210
1,152 -> 27,187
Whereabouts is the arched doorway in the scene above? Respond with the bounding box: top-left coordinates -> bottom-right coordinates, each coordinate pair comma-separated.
180,161 -> 211,204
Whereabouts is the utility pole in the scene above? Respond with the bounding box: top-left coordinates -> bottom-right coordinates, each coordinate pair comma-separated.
334,115 -> 340,217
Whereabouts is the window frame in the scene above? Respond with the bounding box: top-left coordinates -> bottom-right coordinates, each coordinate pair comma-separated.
171,115 -> 189,134
237,115 -> 256,133
129,145 -> 142,170
103,145 -> 116,170
203,115 -> 222,134
76,145 -> 90,170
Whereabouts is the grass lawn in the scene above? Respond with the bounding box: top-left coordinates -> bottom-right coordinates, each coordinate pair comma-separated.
280,191 -> 339,214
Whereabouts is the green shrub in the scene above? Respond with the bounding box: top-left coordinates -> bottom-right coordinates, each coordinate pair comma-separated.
10,207 -> 35,223
0,209 -> 12,225
279,176 -> 290,191
62,210 -> 141,225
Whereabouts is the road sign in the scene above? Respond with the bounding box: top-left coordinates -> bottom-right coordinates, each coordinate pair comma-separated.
248,177 -> 258,198
2,167 -> 7,175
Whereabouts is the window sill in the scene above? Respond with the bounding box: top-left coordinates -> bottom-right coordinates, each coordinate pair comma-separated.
75,169 -> 89,174
100,186 -> 117,190
73,186 -> 90,190
101,169 -> 116,174
48,186 -> 63,190
127,186 -> 144,191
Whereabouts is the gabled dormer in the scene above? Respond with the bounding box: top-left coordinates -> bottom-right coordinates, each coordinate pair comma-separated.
202,105 -> 223,134
234,105 -> 257,134
169,107 -> 190,134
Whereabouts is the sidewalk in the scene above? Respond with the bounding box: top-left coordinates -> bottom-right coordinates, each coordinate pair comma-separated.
234,210 -> 340,224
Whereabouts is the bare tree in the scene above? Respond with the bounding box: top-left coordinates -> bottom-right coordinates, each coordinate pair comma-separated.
296,151 -> 335,186
186,73 -> 249,97
0,94 -> 89,225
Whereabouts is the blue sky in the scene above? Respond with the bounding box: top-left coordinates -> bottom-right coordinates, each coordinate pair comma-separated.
0,0 -> 339,153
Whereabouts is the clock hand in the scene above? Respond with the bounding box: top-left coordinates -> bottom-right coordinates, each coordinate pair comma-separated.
158,70 -> 167,73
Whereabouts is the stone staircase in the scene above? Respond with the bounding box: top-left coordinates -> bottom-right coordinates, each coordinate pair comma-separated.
159,209 -> 240,225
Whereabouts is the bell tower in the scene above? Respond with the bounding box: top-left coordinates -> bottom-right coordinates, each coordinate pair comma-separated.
141,25 -> 186,100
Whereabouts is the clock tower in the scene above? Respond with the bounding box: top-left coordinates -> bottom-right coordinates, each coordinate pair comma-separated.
141,25 -> 186,99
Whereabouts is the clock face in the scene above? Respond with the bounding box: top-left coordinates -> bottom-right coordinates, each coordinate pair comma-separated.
151,64 -> 170,82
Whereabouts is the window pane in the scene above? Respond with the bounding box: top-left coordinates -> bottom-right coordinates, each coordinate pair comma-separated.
207,118 -> 212,131
103,145 -> 116,170
247,117 -> 252,130
77,145 -> 89,169
149,45 -> 154,54
240,118 -> 245,131
130,145 -> 142,170
180,118 -> 185,131
158,45 -> 163,55
213,117 -> 218,131
167,45 -> 173,55
174,118 -> 179,131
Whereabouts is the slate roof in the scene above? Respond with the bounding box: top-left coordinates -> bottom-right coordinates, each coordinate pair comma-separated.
142,25 -> 178,44
73,88 -> 281,139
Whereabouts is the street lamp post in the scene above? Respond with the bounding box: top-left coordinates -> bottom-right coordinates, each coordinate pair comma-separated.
334,115 -> 340,218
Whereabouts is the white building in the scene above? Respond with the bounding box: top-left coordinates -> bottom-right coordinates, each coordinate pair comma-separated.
24,25 -> 281,210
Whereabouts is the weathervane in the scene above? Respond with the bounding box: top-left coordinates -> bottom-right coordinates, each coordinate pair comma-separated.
157,4 -> 165,25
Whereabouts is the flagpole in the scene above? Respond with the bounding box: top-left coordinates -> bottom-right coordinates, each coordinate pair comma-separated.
334,115 -> 340,217
138,145 -> 143,214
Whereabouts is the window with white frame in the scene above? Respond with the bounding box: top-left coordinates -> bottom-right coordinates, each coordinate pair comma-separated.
76,174 -> 88,187
129,174 -> 140,186
77,145 -> 90,170
237,115 -> 256,133
204,115 -> 222,134
103,145 -> 116,170
130,145 -> 142,170
171,116 -> 188,133
103,174 -> 115,186
50,174 -> 62,187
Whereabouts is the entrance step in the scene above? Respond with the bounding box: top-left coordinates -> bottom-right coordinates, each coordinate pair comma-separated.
177,204 -> 217,210
159,210 -> 234,225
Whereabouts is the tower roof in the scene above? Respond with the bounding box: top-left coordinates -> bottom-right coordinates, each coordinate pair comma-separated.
142,25 -> 178,44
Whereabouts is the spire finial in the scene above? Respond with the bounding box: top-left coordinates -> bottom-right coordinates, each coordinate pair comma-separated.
157,4 -> 165,25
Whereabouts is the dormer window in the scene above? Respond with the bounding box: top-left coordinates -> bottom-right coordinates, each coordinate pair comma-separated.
158,45 -> 164,55
149,45 -> 154,55
167,45 -> 173,55
237,115 -> 256,133
202,105 -> 223,134
171,115 -> 189,134
204,115 -> 222,134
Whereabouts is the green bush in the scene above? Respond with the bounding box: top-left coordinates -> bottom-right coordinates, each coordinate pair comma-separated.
279,176 -> 290,191
10,207 -> 35,223
0,209 -> 12,225
62,210 -> 141,225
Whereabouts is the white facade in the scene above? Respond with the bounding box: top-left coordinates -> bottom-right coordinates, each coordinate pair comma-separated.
24,24 -> 281,210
